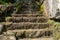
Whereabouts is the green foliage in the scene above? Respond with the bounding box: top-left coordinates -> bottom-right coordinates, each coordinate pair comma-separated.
0,0 -> 8,5
53,22 -> 60,40
55,34 -> 60,40
0,0 -> 15,5
54,22 -> 60,30
16,0 -> 43,13
16,1 -> 23,13
47,20 -> 60,40
0,9 -> 2,13
41,4 -> 44,12
47,20 -> 55,24
5,17 -> 11,22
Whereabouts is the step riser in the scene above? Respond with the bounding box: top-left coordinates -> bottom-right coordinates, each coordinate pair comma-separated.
13,30 -> 53,38
7,17 -> 48,23
7,23 -> 49,30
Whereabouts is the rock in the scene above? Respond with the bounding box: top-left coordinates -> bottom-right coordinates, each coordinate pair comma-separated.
0,35 -> 16,40
0,24 -> 3,34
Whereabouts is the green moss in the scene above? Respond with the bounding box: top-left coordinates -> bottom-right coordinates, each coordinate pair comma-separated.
5,17 -> 11,22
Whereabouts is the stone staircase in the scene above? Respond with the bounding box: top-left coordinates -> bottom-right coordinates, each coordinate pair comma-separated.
0,0 -> 54,40
4,11 -> 54,40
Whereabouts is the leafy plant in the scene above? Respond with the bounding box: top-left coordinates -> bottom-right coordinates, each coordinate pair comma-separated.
5,17 -> 11,22
0,0 -> 16,5
0,0 -> 8,5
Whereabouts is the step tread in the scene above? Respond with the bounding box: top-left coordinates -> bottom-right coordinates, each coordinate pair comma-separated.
6,23 -> 50,26
9,22 -> 49,24
11,14 -> 43,17
8,17 -> 48,19
8,17 -> 47,18
7,29 -> 53,32
18,38 -> 54,40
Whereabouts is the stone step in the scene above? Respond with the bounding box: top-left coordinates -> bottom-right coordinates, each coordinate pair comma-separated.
0,35 -> 54,40
7,29 -> 53,32
6,17 -> 48,23
0,35 -> 16,40
6,23 -> 50,30
11,14 -> 43,17
7,29 -> 53,38
18,38 -> 54,40
15,11 -> 43,14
